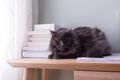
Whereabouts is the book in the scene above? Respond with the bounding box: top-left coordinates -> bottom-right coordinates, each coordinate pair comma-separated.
76,53 -> 120,62
22,46 -> 49,51
28,31 -> 52,38
25,42 -> 50,47
22,46 -> 51,58
28,31 -> 52,36
22,51 -> 51,58
28,37 -> 51,42
34,24 -> 58,31
21,23 -> 58,58
30,35 -> 51,38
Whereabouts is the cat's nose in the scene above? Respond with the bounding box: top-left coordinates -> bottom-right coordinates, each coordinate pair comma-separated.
60,42 -> 64,46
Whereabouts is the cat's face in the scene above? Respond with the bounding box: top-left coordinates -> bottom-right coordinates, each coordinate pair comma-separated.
50,28 -> 73,51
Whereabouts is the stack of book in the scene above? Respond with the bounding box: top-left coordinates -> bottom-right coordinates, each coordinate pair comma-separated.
21,24 -> 58,58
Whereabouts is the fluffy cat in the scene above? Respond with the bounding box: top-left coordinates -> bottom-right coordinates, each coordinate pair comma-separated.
49,27 -> 111,59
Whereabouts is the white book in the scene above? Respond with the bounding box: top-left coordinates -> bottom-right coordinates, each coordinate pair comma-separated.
77,53 -> 120,62
22,51 -> 51,58
25,42 -> 50,47
28,31 -> 52,35
34,24 -> 56,31
22,46 -> 49,52
31,35 -> 51,38
29,37 -> 51,42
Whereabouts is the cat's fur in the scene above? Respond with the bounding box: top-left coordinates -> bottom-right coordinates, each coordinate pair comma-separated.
49,27 -> 111,59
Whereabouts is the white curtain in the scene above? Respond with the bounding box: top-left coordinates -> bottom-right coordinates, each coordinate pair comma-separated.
0,0 -> 15,80
0,0 -> 33,80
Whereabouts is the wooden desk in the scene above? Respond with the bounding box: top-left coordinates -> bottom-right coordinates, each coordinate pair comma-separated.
8,58 -> 120,80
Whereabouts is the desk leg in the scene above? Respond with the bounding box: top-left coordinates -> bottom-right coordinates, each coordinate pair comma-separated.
23,68 -> 37,80
42,69 -> 48,80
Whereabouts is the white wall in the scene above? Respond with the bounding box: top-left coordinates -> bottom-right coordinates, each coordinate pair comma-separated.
32,0 -> 39,30
38,0 -> 120,53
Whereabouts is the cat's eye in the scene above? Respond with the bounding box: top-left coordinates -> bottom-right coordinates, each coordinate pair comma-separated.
65,38 -> 70,41
55,38 -> 59,41
55,39 -> 59,43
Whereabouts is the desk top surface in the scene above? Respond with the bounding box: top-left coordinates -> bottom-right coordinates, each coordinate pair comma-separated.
8,58 -> 120,72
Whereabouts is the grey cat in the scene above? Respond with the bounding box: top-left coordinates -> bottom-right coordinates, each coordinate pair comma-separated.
49,27 -> 111,59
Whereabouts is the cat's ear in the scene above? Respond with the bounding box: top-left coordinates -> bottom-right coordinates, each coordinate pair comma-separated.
50,30 -> 56,36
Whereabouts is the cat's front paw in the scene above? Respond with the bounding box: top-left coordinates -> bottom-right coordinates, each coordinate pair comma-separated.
48,54 -> 54,59
53,54 -> 62,59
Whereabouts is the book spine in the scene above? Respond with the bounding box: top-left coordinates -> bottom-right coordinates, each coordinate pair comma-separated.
34,24 -> 55,31
31,35 -> 51,38
25,42 -> 50,47
28,31 -> 52,35
22,51 -> 51,58
28,37 -> 51,42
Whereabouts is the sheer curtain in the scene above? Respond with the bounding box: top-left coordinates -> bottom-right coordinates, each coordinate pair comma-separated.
0,0 -> 33,80
0,0 -> 15,80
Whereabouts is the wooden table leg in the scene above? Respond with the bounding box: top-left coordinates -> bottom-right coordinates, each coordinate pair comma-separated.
23,68 -> 37,80
42,69 -> 48,80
